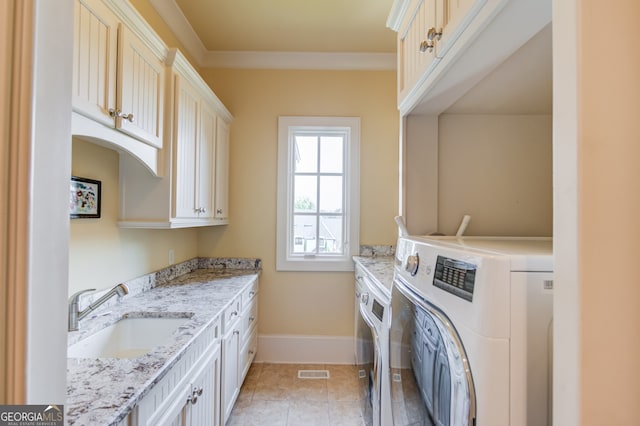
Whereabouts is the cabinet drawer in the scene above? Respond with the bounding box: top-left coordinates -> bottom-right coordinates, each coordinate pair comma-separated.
239,328 -> 258,383
241,279 -> 258,307
221,298 -> 241,334
240,301 -> 258,346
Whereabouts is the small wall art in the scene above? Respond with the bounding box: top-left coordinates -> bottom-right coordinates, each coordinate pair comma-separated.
69,176 -> 101,219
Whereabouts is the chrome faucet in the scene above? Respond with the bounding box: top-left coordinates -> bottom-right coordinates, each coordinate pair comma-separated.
68,283 -> 129,331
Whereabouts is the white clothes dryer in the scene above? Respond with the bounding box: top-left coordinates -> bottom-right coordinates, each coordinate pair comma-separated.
390,236 -> 554,425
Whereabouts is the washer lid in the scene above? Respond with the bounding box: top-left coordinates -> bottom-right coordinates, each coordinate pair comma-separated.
410,236 -> 553,272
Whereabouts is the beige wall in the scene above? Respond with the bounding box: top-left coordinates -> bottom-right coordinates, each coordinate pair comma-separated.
438,114 -> 552,236
578,1 -> 640,424
129,0 -> 200,69
197,68 -> 399,336
69,139 -> 198,294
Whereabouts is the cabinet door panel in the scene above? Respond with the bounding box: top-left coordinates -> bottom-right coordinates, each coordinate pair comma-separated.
186,350 -> 219,426
214,119 -> 230,220
198,102 -> 217,219
173,76 -> 199,219
118,25 -> 164,148
72,0 -> 117,126
436,0 -> 486,58
222,328 -> 240,424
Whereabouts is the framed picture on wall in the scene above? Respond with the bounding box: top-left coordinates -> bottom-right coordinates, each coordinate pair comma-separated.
69,176 -> 101,219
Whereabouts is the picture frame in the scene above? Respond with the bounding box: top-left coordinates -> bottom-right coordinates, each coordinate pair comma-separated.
70,176 -> 101,219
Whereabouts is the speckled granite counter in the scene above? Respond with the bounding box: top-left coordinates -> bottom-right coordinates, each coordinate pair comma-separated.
66,263 -> 260,425
352,255 -> 396,295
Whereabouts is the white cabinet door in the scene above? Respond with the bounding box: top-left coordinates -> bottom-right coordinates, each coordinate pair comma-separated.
435,0 -> 485,59
72,0 -> 118,127
214,118 -> 230,221
198,101 -> 217,220
173,75 -> 199,219
72,0 -> 164,148
117,24 -> 164,148
183,349 -> 220,426
221,326 -> 240,424
398,0 -> 437,102
173,76 -> 218,221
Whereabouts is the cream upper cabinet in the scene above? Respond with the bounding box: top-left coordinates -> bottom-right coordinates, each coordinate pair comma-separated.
398,0 -> 438,102
172,77 -> 217,221
72,0 -> 118,127
389,0 -> 551,115
117,24 -> 164,148
72,0 -> 166,174
172,74 -> 201,219
118,49 -> 233,229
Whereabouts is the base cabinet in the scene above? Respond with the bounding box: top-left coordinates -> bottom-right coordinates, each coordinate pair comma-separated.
134,319 -> 221,426
221,278 -> 259,424
133,279 -> 258,426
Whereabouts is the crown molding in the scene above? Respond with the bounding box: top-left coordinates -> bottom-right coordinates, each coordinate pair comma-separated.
150,0 -> 396,70
202,51 -> 396,70
149,0 -> 207,64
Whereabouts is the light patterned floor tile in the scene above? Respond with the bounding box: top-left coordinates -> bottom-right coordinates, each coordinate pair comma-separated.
228,363 -> 368,426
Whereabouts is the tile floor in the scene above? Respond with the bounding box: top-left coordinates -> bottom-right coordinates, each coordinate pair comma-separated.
227,363 -> 367,426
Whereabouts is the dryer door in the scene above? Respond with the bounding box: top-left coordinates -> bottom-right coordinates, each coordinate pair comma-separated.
390,276 -> 476,426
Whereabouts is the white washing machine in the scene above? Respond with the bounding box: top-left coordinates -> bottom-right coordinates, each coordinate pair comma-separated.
390,236 -> 554,425
355,264 -> 392,426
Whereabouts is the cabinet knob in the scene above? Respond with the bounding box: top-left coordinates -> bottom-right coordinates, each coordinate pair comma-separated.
108,109 -> 135,123
249,316 -> 255,322
233,330 -> 240,335
187,386 -> 204,405
201,208 -> 206,213
419,40 -> 434,53
216,209 -> 223,215
427,27 -> 443,42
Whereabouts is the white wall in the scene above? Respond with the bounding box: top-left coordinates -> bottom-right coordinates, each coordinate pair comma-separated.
27,0 -> 73,403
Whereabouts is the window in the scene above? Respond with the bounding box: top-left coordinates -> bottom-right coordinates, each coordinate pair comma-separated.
277,117 -> 360,271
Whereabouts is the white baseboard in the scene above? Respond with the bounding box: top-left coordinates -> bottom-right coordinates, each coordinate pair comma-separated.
254,334 -> 355,365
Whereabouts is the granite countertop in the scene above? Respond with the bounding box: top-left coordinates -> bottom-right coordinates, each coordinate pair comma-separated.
352,255 -> 396,295
66,267 -> 259,426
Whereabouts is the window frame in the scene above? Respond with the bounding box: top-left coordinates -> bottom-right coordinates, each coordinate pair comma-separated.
276,116 -> 360,272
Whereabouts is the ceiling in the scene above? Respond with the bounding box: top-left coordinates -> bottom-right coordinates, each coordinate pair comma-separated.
150,0 -> 397,69
174,0 -> 396,53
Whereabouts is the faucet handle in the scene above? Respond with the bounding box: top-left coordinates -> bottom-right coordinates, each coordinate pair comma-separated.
69,288 -> 96,303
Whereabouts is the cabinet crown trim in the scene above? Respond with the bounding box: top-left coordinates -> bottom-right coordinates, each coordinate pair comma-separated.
167,48 -> 233,123
105,0 -> 168,60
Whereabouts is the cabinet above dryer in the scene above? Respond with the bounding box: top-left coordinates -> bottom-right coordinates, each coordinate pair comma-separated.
388,0 -> 551,115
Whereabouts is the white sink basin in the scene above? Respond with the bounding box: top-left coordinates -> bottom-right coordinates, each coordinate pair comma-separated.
68,316 -> 189,359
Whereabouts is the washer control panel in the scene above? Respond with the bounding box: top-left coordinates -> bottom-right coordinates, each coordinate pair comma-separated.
433,255 -> 477,302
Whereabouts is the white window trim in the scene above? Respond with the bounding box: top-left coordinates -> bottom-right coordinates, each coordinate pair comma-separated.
276,116 -> 360,272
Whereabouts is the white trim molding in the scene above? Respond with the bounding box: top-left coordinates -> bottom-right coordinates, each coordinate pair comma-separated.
149,0 -> 396,70
202,51 -> 396,70
255,334 -> 355,364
